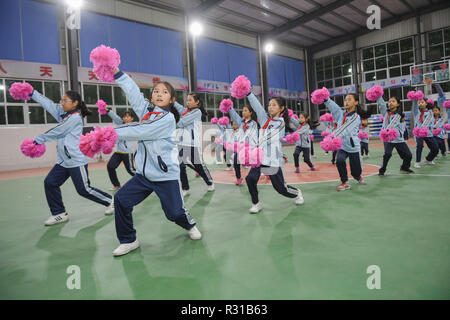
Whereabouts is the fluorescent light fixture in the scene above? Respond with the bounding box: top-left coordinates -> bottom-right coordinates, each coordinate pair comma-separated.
189,22 -> 203,36
65,0 -> 83,9
264,42 -> 274,53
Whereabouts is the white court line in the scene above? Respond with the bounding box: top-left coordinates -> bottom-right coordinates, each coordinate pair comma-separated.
387,174 -> 450,177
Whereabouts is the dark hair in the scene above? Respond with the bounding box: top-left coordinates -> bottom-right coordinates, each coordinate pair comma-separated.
65,90 -> 91,117
188,92 -> 207,121
423,97 -> 434,109
271,97 -> 293,133
432,105 -> 440,111
242,104 -> 259,129
345,93 -> 363,116
122,111 -> 133,118
359,110 -> 372,120
298,112 -> 320,130
153,81 -> 180,122
389,96 -> 403,112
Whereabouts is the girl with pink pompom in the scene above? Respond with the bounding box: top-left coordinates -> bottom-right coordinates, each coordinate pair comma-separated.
432,105 -> 447,158
12,84 -> 114,226
173,93 -> 214,196
432,83 -> 449,156
319,113 -> 338,164
375,94 -> 414,175
214,117 -> 233,170
411,90 -> 439,168
109,68 -> 202,256
235,75 -> 304,213
103,107 -> 137,191
358,111 -> 371,158
289,112 -> 316,173
322,93 -> 366,191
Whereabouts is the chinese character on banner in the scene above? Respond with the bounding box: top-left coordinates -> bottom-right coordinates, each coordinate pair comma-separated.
88,70 -> 98,80
152,77 -> 160,83
0,62 -> 7,74
381,81 -> 385,87
391,80 -> 395,85
224,85 -> 228,91
40,66 -> 53,77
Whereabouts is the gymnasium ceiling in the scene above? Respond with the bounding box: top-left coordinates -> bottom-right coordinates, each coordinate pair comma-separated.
126,0 -> 450,52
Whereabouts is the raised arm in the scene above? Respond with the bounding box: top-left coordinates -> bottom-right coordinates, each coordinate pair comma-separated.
31,91 -> 65,122
324,98 -> 343,124
176,108 -> 201,128
34,115 -> 80,144
173,101 -> 187,115
377,97 -> 388,117
115,112 -> 175,141
412,100 -> 419,119
114,70 -> 150,120
107,109 -> 124,125
229,107 -> 244,127
247,93 -> 268,124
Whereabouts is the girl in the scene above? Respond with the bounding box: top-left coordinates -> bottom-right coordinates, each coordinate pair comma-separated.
432,106 -> 447,157
174,93 -> 214,196
433,83 -> 448,156
290,112 -> 316,173
228,121 -> 244,184
228,104 -> 259,185
309,128 -> 316,158
27,89 -> 113,225
324,94 -> 366,191
412,97 -> 439,168
376,96 -> 414,175
105,109 -> 136,190
321,117 -> 337,164
111,68 -> 201,257
215,121 -> 233,170
245,93 -> 304,213
359,112 -> 370,158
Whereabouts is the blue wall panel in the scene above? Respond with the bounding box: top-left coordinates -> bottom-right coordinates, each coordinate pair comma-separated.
109,17 -> 138,72
136,23 -> 161,75
160,28 -> 183,78
0,0 -> 22,61
80,11 -> 109,68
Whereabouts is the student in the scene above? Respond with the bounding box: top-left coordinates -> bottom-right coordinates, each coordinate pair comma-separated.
215,121 -> 233,169
290,112 -> 316,173
111,68 -> 201,257
105,109 -> 136,190
412,96 -> 439,168
26,88 -> 113,225
174,93 -> 214,196
376,96 -> 414,175
432,105 -> 447,157
228,104 -> 259,185
433,83 -> 448,156
245,92 -> 304,213
321,117 -> 337,164
324,94 -> 366,191
358,111 -> 370,158
309,128 -> 316,158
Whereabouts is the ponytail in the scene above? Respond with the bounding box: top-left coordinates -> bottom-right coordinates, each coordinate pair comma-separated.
65,90 -> 91,117
189,92 -> 207,121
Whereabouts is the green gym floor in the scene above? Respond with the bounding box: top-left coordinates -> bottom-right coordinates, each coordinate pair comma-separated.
0,141 -> 449,300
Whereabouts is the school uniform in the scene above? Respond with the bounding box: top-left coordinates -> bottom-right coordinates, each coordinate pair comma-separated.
113,72 -> 196,244
216,123 -> 233,167
30,91 -> 112,215
106,110 -> 136,187
413,101 -> 438,162
359,125 -> 370,156
324,99 -> 362,184
309,129 -> 315,156
322,120 -> 338,163
289,118 -> 314,169
377,98 -> 413,173
433,116 -> 447,156
173,102 -> 213,191
245,93 -> 300,205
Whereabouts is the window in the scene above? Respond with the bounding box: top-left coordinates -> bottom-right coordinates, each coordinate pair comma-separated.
315,52 -> 352,90
83,84 -> 98,105
427,27 -> 450,61
365,85 -> 415,114
362,37 -> 414,82
99,86 -> 113,105
114,86 -> 126,105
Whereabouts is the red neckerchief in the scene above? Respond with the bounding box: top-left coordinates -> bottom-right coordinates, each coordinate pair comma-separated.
181,109 -> 189,117
387,112 -> 395,122
142,111 -> 161,120
341,113 -> 348,125
243,120 -> 249,132
434,115 -> 439,124
262,117 -> 277,133
420,110 -> 425,122
297,123 -> 305,131
333,123 -> 337,130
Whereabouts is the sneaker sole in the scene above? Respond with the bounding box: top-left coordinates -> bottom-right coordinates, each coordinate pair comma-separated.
113,245 -> 140,257
45,219 -> 69,226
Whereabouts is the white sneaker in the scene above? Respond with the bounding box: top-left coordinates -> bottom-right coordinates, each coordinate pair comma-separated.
424,160 -> 436,165
188,226 -> 202,240
249,202 -> 262,213
295,189 -> 304,205
113,240 -> 140,256
226,166 -> 232,171
44,212 -> 69,226
182,189 -> 190,197
105,197 -> 114,215
413,162 -> 421,168
207,183 -> 215,192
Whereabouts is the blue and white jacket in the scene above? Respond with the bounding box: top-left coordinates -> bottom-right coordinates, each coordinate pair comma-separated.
324,99 -> 361,153
377,97 -> 405,143
107,110 -> 134,154
114,71 -> 179,181
413,101 -> 433,138
32,91 -> 88,168
290,117 -> 311,148
247,93 -> 285,167
174,101 -> 202,148
433,116 -> 446,139
228,107 -> 259,147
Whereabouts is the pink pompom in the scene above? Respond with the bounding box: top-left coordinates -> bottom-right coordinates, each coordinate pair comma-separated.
331,136 -> 342,151
443,101 -> 450,109
310,134 -> 314,141
320,135 -> 342,151
211,117 -> 219,124
238,146 -> 263,167
311,87 -> 330,105
285,132 -> 300,144
219,99 -> 233,114
379,115 -> 384,122
288,109 -> 294,118
230,75 -> 251,99
9,82 -> 34,101
444,123 -> 450,130
90,45 -> 121,83
79,126 -> 118,158
20,139 -> 46,158
358,131 -> 368,140
380,129 -> 398,142
426,99 -> 434,105
215,137 -> 223,144
433,128 -> 442,136
412,127 -> 429,138
407,90 -> 424,101
321,131 -> 330,137
415,90 -> 424,101
218,116 -> 229,126
319,113 -> 334,122
96,100 -> 108,115
291,114 -> 298,120
365,85 -> 384,101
